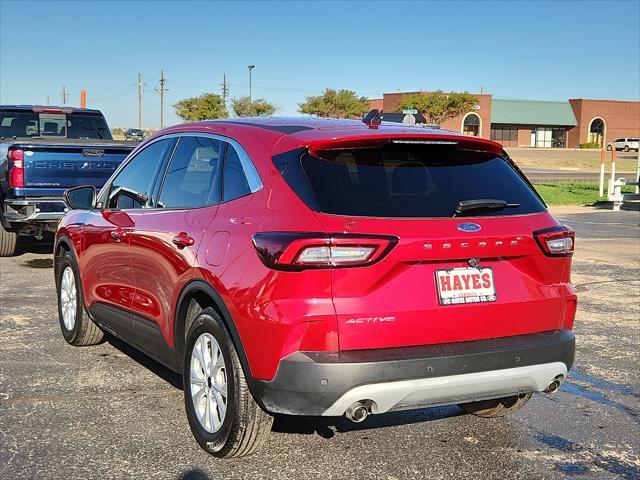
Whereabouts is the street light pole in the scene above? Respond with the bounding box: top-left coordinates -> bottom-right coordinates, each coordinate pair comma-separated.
248,64 -> 255,105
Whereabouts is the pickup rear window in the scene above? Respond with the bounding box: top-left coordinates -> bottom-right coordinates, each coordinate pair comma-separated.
276,143 -> 546,218
0,111 -> 111,140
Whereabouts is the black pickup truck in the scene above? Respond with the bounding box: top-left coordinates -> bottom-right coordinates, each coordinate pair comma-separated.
0,105 -> 136,256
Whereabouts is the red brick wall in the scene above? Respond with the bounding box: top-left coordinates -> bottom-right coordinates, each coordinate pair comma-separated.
568,99 -> 640,148
516,127 -> 532,147
381,92 -> 493,139
368,98 -> 383,110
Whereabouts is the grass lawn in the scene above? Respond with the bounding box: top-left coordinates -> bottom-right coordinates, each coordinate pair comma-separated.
508,148 -> 638,173
533,181 -> 636,205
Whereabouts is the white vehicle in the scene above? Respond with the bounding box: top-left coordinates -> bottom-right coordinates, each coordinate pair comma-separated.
607,137 -> 639,152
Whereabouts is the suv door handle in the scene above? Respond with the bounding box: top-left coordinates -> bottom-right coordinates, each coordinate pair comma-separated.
172,232 -> 195,249
110,229 -> 128,242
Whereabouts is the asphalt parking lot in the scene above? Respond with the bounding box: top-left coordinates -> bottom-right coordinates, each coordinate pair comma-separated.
1,206 -> 639,480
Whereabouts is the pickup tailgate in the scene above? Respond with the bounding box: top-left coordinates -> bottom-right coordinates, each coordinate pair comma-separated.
19,143 -> 133,189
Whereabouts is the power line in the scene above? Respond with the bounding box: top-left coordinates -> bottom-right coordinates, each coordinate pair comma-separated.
91,84 -> 135,101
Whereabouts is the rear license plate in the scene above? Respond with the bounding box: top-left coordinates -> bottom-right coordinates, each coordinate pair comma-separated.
435,267 -> 496,305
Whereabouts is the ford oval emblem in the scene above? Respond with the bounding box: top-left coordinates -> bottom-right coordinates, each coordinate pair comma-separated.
457,222 -> 481,232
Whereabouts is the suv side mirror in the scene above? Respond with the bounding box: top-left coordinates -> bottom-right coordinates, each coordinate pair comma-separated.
65,185 -> 96,210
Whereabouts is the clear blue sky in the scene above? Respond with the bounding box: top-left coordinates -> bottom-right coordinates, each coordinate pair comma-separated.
1,0 -> 639,129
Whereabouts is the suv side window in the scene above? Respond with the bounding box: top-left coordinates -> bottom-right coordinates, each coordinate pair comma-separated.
222,142 -> 262,202
107,138 -> 175,209
157,136 -> 223,209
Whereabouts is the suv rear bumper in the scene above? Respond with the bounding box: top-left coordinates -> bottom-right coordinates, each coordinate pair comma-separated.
252,329 -> 575,416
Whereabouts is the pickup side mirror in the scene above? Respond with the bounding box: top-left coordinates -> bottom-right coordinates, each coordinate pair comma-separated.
65,185 -> 96,210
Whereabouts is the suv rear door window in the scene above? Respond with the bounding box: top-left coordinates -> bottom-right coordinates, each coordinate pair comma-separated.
295,143 -> 545,218
157,136 -> 223,209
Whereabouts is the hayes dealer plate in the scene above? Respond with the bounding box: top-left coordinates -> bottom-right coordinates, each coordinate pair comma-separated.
435,267 -> 497,305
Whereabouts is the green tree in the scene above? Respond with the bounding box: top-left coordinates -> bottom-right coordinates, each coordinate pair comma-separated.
231,96 -> 277,117
173,93 -> 228,121
298,88 -> 370,118
396,91 -> 478,125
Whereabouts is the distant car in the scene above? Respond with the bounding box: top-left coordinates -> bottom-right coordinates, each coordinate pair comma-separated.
124,128 -> 144,142
606,137 -> 639,152
55,117 -> 576,458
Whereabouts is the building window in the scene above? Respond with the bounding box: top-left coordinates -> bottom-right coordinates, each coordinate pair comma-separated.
530,127 -> 567,148
588,118 -> 605,147
462,113 -> 481,137
490,124 -> 517,142
552,128 -> 566,148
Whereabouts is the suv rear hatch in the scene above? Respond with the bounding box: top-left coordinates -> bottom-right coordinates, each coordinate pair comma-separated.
274,136 -> 576,351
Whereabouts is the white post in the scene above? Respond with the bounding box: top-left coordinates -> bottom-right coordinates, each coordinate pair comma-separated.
636,146 -> 640,194
599,149 -> 605,197
610,148 -> 616,194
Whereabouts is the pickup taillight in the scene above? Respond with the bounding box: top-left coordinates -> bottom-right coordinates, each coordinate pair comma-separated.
7,148 -> 25,188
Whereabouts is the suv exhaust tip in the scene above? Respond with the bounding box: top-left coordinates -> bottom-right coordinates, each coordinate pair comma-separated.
345,402 -> 369,423
544,376 -> 563,394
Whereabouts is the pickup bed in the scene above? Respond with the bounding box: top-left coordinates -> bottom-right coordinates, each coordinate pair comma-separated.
0,105 -> 135,256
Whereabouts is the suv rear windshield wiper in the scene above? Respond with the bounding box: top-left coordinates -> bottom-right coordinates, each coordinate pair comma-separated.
454,199 -> 520,216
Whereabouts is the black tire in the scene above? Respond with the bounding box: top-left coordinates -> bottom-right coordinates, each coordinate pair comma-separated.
183,308 -> 273,458
606,145 -> 612,151
56,251 -> 104,346
0,224 -> 17,257
624,145 -> 630,152
459,393 -> 532,418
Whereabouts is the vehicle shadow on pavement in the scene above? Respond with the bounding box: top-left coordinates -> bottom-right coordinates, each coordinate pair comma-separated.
272,405 -> 465,438
176,469 -> 212,480
14,234 -> 54,256
106,333 -> 183,389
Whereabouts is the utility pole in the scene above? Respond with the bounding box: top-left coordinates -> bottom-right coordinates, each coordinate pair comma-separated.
46,94 -> 50,105
154,70 -> 168,129
137,73 -> 143,130
60,86 -> 68,105
248,65 -> 255,104
221,73 -> 229,106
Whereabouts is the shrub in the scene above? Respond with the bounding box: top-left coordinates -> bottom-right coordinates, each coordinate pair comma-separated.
579,142 -> 601,149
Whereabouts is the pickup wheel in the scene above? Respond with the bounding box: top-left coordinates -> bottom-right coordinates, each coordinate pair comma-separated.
0,224 -> 17,257
183,308 -> 273,458
56,252 -> 104,346
459,393 -> 532,418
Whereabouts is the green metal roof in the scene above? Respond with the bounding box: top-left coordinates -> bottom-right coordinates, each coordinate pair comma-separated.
491,99 -> 577,126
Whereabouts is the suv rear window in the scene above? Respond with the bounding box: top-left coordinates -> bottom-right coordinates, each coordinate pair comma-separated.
277,143 -> 546,218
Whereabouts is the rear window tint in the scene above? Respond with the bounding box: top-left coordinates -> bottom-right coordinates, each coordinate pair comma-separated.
0,111 -> 111,139
288,144 -> 545,218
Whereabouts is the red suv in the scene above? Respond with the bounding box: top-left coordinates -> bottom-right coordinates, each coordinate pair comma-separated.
55,117 -> 576,458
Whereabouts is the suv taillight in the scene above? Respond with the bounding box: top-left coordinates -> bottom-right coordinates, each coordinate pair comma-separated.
7,148 -> 25,188
252,232 -> 398,270
534,225 -> 575,257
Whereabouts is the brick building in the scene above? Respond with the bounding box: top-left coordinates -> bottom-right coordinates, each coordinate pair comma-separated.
369,92 -> 639,148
